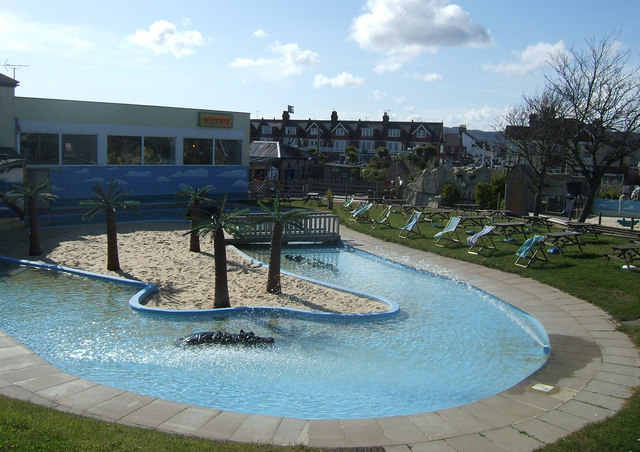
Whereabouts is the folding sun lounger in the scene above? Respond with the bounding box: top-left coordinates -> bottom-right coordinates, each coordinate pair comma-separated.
349,202 -> 373,222
467,225 -> 496,254
514,235 -> 547,268
398,211 -> 422,238
434,216 -> 462,247
371,204 -> 393,229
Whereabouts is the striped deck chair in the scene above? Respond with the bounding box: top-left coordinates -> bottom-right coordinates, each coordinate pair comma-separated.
398,211 -> 422,238
349,202 -> 373,222
515,235 -> 548,268
341,195 -> 356,210
371,204 -> 393,229
434,216 -> 462,247
467,225 -> 496,255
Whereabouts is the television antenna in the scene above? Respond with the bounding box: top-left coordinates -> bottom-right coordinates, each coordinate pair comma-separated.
4,60 -> 29,79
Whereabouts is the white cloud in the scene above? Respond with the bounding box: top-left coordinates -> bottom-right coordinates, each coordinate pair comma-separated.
171,169 -> 209,178
155,176 -> 171,183
351,0 -> 493,62
313,72 -> 364,88
126,170 -> 151,178
396,96 -> 407,103
0,12 -> 93,57
253,29 -> 268,38
230,41 -> 318,77
408,72 -> 442,82
373,61 -> 403,74
482,41 -> 567,76
447,106 -> 501,130
373,89 -> 387,100
127,20 -> 204,58
218,169 -> 247,178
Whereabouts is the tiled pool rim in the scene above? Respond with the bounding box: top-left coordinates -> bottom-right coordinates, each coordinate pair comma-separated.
0,227 -> 638,450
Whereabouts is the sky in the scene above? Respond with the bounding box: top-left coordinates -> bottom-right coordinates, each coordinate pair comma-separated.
2,0 -> 640,131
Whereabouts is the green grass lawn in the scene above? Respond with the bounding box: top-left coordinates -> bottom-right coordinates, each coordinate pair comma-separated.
1,201 -> 638,451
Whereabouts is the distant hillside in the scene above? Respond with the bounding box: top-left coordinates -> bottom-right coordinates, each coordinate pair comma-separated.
444,127 -> 504,145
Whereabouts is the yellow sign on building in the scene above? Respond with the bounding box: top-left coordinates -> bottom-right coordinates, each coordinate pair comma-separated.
198,112 -> 233,128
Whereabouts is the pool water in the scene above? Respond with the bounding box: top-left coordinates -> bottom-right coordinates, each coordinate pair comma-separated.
0,246 -> 549,419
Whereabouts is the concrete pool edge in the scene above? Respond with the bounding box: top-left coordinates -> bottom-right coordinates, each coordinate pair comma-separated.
0,227 -> 637,450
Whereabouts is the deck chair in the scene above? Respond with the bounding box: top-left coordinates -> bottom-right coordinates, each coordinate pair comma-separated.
371,204 -> 393,229
434,216 -> 462,247
349,202 -> 373,222
514,235 -> 548,268
341,195 -> 356,210
467,225 -> 496,255
398,211 -> 422,238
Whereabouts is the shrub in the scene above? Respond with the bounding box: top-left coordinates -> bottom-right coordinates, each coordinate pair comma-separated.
441,184 -> 460,207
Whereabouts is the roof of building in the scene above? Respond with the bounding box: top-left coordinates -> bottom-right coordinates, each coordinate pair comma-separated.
249,141 -> 313,161
251,111 -> 445,142
0,73 -> 19,88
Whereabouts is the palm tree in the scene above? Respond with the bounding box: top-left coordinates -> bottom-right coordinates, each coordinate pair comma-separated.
190,194 -> 248,308
176,185 -> 215,252
80,180 -> 139,271
8,178 -> 58,255
257,197 -> 311,294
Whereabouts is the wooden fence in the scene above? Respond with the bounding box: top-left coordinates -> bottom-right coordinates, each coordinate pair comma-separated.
228,213 -> 340,244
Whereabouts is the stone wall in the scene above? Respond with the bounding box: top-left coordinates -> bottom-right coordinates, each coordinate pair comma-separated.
403,165 -> 493,207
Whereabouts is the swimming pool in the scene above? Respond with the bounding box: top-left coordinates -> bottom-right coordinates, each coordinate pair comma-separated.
0,246 -> 549,419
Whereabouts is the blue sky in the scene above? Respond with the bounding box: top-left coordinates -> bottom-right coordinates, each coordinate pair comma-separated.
2,0 -> 639,130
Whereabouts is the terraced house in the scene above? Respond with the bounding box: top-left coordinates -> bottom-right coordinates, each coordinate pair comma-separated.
251,110 -> 445,164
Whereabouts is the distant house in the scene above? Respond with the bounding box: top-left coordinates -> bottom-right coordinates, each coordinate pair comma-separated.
251,110 -> 445,164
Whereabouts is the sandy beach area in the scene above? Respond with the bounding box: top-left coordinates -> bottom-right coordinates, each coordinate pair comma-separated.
0,221 -> 387,314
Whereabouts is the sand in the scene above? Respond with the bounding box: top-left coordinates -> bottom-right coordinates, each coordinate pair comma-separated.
0,221 -> 387,314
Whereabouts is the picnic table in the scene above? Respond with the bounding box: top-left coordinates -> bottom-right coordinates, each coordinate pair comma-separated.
523,215 -> 553,232
567,221 -> 600,240
459,215 -> 489,228
546,231 -> 584,254
479,209 -> 512,220
605,243 -> 640,267
455,203 -> 480,212
303,192 -> 323,206
493,221 -> 529,241
421,208 -> 456,222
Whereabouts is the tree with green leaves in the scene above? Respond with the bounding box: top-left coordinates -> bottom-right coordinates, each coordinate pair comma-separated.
176,185 -> 215,252
344,145 -> 359,164
80,180 -> 139,271
190,194 -> 248,308
257,197 -> 311,294
8,178 -> 58,256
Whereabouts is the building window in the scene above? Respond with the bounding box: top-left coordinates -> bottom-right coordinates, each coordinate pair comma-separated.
20,133 -> 59,165
360,141 -> 374,152
261,126 -> 272,134
61,134 -> 97,165
183,138 -> 213,165
143,137 -> 175,165
333,140 -> 347,151
285,126 -> 297,135
335,128 -> 345,136
107,135 -> 142,164
388,129 -> 400,138
416,129 -> 427,139
310,127 -> 318,136
308,139 -> 317,148
215,139 -> 242,165
387,141 -> 401,152
361,128 -> 373,137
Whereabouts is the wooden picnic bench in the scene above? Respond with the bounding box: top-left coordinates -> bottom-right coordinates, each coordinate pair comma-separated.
493,221 -> 529,241
605,243 -> 640,267
545,231 -> 584,254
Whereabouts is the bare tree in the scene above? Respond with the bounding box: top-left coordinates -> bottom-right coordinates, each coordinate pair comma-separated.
547,34 -> 640,222
501,91 -> 568,215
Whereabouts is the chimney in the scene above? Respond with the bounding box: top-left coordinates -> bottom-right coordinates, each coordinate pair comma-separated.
330,110 -> 338,128
382,111 -> 390,126
282,110 -> 290,125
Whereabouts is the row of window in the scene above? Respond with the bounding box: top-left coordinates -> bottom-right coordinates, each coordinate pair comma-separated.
19,133 -> 243,166
262,126 -> 428,139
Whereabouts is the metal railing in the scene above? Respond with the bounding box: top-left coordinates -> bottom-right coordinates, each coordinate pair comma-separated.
228,213 -> 340,244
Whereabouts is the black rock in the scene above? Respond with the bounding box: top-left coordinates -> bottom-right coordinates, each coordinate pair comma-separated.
177,329 -> 274,347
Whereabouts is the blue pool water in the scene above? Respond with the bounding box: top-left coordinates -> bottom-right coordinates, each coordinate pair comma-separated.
0,246 -> 549,419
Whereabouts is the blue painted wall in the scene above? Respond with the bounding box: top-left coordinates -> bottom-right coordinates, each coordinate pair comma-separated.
47,165 -> 249,206
594,198 -> 640,217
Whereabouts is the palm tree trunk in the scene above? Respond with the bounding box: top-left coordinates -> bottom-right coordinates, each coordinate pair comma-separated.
267,222 -> 284,294
106,207 -> 120,271
213,226 -> 230,308
189,201 -> 201,252
27,200 -> 42,256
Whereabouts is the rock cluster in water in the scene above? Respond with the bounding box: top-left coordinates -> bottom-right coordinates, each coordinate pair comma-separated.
176,330 -> 275,347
